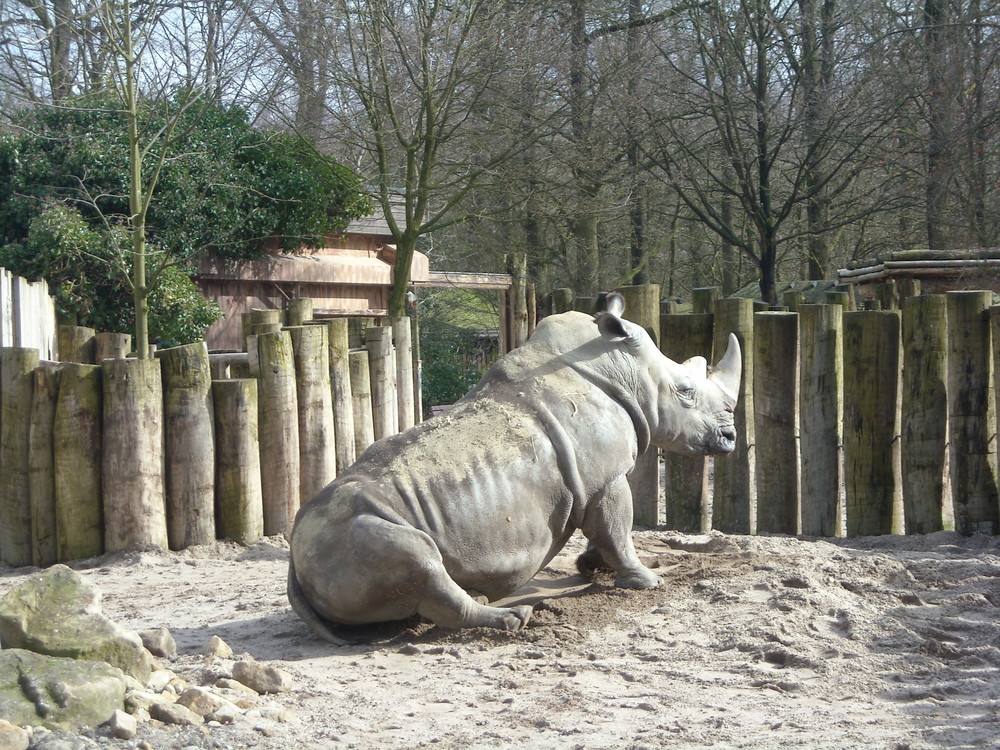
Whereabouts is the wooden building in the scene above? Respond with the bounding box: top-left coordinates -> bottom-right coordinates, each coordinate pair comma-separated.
837,248 -> 1000,302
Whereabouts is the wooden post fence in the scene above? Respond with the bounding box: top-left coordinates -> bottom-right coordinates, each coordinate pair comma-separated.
256,330 -> 300,536
325,319 -> 356,473
289,325 -> 337,506
349,349 -> 376,457
366,327 -> 396,442
29,367 -> 59,567
212,379 -> 264,545
0,347 -> 40,566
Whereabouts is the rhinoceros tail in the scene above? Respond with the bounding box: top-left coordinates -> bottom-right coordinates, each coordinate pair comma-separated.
287,559 -> 354,646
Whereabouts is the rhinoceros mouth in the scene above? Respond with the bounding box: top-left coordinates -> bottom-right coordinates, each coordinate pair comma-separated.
706,426 -> 737,455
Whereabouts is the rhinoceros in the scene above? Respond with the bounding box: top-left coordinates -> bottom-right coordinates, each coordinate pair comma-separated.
287,293 -> 741,642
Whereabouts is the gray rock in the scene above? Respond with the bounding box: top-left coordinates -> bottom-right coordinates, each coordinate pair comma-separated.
26,733 -> 98,750
230,662 -> 294,695
0,650 -> 125,733
0,566 -> 152,682
0,720 -> 29,750
201,636 -> 232,658
175,687 -> 232,717
138,629 -> 176,658
149,701 -> 204,727
103,709 -> 136,740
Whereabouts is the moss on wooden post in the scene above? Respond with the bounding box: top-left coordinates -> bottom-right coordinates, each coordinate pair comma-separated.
947,291 -> 998,534
660,312 -> 713,532
843,311 -> 902,536
256,330 -> 300,536
754,311 -> 800,534
799,304 -> 844,537
0,347 -> 40,566
102,358 -> 167,552
286,298 -> 313,327
54,364 -> 103,560
712,297 -> 755,534
289,325 -> 336,507
58,325 -> 95,364
29,366 -> 60,566
213,379 -> 263,544
160,342 -> 215,550
902,295 -> 949,533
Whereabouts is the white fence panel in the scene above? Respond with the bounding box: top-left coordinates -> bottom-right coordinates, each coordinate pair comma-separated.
1,268 -> 57,360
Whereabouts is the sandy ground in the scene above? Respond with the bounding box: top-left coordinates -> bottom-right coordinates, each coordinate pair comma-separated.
3,527 -> 1000,750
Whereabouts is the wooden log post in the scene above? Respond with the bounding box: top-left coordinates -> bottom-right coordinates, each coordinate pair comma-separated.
286,298 -> 313,327
661,312 -> 714,532
159,342 -> 216,550
29,367 -> 60,566
392,317 -> 416,432
947,291 -> 999,534
552,288 -> 574,314
212,379 -> 264,544
289,325 -> 337,506
843,311 -> 902,536
102,358 -> 168,552
0,347 -> 40,566
754,312 -> 800,535
876,280 -> 900,311
902,296 -> 949,533
692,287 -> 722,315
712,298 -> 755,534
256,330 -> 300,536
242,309 -> 283,351
350,350 -> 376,456
54,364 -> 103,560
95,332 -> 131,362
325,319 -> 356,473
617,284 -> 662,527
799,304 -> 844,537
58,325 -> 95,364
366,326 -> 396,442
783,290 -> 805,312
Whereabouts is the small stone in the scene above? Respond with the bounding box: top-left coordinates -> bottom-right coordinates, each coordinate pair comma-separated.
207,703 -> 240,725
125,689 -> 174,713
231,661 -> 294,694
139,629 -> 176,658
147,669 -> 176,692
0,720 -> 29,750
104,709 -> 137,740
202,636 -> 233,658
176,687 -> 233,718
149,702 -> 204,727
215,678 -> 258,695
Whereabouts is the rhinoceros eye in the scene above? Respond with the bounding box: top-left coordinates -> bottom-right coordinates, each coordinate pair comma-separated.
677,381 -> 696,402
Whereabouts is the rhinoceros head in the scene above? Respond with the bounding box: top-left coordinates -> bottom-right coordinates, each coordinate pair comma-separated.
594,294 -> 741,456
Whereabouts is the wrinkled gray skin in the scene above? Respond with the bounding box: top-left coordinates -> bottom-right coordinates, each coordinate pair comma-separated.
288,294 -> 741,643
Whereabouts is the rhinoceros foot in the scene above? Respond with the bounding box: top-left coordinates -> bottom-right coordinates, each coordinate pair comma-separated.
615,568 -> 662,590
499,605 -> 533,632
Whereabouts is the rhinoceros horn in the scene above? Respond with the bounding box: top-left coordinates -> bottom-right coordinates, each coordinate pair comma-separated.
710,332 -> 742,402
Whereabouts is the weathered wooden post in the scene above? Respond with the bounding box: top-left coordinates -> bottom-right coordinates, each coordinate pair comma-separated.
95,332 -> 131,362
661,311 -> 714,532
552,288 -> 574,314
54,364 -> 103,560
159,342 -> 216,549
799,304 -> 844,537
29,366 -> 59,566
289,325 -> 336,506
350,350 -> 376,456
242,309 -> 283,351
103,358 -> 168,552
0,347 -> 39,566
392,317 -> 416,432
325,319 -> 356,472
256,330 -> 300,536
876,280 -> 900,311
58,325 -> 95,364
692,287 -> 722,314
903,295 -> 949,533
754,311 -> 799,534
286,298 -> 313,327
712,297 -> 755,534
366,326 -> 396,442
213,379 -> 264,544
947,291 -> 998,534
843,311 -> 902,536
783,290 -> 805,312
616,284 -> 661,527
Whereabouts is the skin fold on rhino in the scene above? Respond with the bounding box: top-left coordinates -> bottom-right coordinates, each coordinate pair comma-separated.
288,293 -> 741,643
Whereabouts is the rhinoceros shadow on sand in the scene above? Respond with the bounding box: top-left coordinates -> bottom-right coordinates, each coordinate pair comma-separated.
288,293 -> 741,644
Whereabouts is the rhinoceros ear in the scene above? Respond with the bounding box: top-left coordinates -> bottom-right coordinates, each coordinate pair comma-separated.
596,310 -> 643,347
709,332 -> 742,401
604,293 -> 626,318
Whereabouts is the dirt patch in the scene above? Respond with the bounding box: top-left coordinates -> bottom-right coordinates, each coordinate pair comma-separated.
2,529 -> 999,749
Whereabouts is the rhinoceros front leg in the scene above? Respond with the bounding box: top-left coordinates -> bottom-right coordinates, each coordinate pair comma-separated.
578,475 -> 661,590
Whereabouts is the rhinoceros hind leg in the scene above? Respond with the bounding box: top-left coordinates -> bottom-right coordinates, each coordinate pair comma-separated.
418,566 -> 533,632
576,543 -> 611,577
